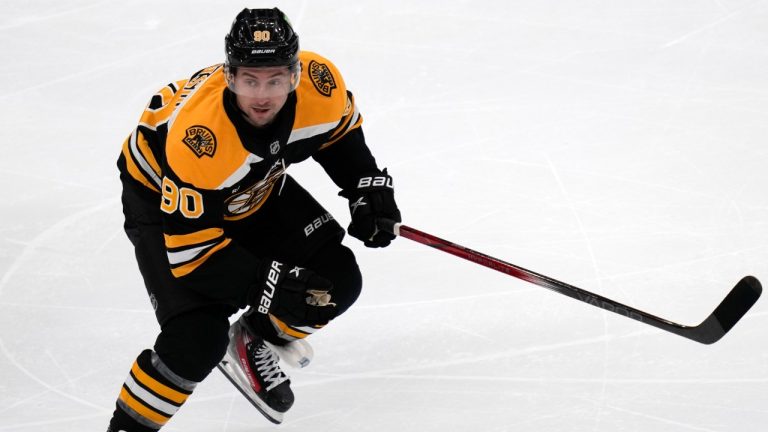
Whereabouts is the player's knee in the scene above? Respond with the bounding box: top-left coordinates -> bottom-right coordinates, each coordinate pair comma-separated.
332,255 -> 362,315
154,306 -> 231,382
311,242 -> 362,317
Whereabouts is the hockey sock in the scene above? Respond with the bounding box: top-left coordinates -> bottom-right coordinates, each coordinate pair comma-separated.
241,308 -> 322,344
108,349 -> 198,431
269,313 -> 323,342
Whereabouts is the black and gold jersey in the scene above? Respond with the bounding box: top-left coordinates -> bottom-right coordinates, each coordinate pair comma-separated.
118,51 -> 378,298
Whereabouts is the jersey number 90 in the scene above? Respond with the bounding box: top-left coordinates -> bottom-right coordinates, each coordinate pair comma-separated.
160,177 -> 204,219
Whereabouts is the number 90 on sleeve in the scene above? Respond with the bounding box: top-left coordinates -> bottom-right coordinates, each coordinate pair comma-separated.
160,177 -> 204,219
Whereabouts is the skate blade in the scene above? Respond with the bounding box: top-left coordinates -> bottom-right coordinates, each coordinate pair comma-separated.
217,352 -> 284,424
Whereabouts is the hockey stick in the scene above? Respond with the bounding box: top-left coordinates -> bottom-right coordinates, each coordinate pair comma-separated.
377,219 -> 761,344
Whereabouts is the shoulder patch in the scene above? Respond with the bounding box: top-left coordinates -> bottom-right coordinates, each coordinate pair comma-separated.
308,60 -> 337,97
182,125 -> 217,158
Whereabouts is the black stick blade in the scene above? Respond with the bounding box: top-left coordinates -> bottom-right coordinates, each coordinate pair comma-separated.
688,276 -> 762,344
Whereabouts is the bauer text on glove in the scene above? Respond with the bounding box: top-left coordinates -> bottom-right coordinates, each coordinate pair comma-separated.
248,260 -> 337,326
339,169 -> 402,248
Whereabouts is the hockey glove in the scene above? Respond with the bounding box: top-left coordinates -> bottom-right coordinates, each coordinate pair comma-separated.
249,260 -> 337,326
339,169 -> 402,248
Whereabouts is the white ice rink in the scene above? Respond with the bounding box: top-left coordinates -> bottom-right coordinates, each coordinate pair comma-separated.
1,1 -> 767,431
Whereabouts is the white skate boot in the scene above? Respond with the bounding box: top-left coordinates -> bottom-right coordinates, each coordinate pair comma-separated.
265,337 -> 314,369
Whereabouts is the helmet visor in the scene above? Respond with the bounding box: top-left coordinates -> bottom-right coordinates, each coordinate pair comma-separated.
226,63 -> 300,98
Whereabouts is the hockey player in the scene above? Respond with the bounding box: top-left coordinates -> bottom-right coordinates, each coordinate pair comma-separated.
107,7 -> 401,431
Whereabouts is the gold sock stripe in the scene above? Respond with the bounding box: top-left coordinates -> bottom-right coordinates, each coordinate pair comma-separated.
295,324 -> 323,334
119,387 -> 170,426
116,398 -> 163,430
113,350 -> 199,429
269,315 -> 316,340
124,372 -> 181,415
130,361 -> 190,405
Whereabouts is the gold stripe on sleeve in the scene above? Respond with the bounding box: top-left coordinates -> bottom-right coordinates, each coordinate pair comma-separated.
121,138 -> 160,193
164,228 -> 224,249
169,238 -> 232,278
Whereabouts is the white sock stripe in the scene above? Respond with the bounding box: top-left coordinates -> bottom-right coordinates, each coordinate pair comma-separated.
124,375 -> 180,416
295,325 -> 319,334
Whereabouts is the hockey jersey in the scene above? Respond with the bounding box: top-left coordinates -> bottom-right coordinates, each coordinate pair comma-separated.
118,51 -> 377,301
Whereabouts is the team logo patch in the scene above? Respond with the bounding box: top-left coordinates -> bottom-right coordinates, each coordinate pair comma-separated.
269,140 -> 281,155
182,125 -> 217,158
308,60 -> 337,97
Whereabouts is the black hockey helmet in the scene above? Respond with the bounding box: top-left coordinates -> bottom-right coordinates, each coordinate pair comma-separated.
225,8 -> 299,68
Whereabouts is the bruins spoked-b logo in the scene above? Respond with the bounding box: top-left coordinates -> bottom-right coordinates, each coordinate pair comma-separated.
224,160 -> 287,220
182,125 -> 217,158
308,60 -> 337,97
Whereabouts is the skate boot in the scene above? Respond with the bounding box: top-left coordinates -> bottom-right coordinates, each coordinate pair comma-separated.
266,337 -> 314,369
239,309 -> 315,369
217,319 -> 294,424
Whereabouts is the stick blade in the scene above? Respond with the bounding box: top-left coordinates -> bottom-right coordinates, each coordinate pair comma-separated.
690,276 -> 762,344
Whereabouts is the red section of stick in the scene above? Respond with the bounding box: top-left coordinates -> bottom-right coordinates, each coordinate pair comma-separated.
397,224 -> 556,289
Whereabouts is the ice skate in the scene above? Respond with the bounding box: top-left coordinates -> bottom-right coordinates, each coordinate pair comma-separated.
239,309 -> 315,369
217,319 -> 294,424
266,337 -> 314,369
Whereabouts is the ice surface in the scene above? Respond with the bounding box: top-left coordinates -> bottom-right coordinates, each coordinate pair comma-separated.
1,1 -> 767,431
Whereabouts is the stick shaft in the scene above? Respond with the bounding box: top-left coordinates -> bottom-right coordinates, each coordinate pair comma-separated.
381,219 -> 760,344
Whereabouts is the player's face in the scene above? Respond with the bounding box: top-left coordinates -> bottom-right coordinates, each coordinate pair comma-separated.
229,66 -> 297,128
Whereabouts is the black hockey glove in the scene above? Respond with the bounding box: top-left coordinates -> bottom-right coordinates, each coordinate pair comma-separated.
248,260 -> 337,326
339,169 -> 402,248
